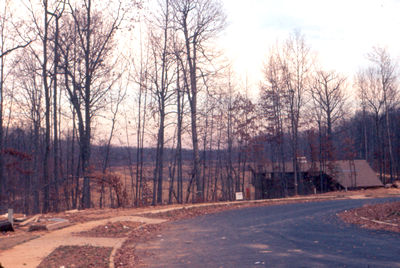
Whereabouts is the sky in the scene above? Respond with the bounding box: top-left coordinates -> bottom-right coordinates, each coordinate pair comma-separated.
220,0 -> 400,93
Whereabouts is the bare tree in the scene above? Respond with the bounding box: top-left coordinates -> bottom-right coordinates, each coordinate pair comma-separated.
59,0 -> 125,208
134,49 -> 150,207
13,51 -> 43,213
357,47 -> 398,183
42,0 -> 52,212
356,68 -> 385,180
23,0 -> 61,212
368,47 -> 398,183
283,31 -> 312,195
232,91 -> 257,197
260,33 -> 312,196
170,43 -> 186,203
171,0 -> 226,201
99,84 -> 126,208
311,70 -> 347,144
148,0 -> 176,205
0,0 -> 32,207
48,0 -> 65,212
260,49 -> 289,197
307,69 -> 346,193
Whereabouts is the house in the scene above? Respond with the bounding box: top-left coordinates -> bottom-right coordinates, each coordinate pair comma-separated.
250,159 -> 382,199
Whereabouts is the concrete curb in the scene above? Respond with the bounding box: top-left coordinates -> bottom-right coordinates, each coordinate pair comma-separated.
108,224 -> 145,268
126,193 -> 395,218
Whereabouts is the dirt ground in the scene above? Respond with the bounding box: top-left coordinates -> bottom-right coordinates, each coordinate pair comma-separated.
319,187 -> 400,198
37,245 -> 113,268
339,201 -> 400,233
0,187 -> 399,268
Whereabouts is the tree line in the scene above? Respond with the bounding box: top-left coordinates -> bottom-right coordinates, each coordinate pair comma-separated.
0,0 -> 399,214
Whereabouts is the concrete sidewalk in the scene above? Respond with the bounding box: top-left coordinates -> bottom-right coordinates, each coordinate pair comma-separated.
0,216 -> 166,268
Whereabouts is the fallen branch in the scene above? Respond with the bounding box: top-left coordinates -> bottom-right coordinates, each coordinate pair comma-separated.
354,211 -> 399,227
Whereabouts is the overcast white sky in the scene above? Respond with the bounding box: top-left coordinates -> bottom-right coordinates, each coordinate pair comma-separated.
220,0 -> 400,91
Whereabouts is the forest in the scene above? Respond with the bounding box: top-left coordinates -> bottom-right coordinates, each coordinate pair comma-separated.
0,0 -> 399,214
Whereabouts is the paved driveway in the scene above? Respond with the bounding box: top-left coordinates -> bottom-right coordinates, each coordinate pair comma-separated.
136,198 -> 400,267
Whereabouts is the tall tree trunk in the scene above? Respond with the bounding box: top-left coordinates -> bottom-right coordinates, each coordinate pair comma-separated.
42,0 -> 51,212
0,35 -> 4,202
176,68 -> 183,203
227,90 -> 233,200
363,107 -> 368,160
374,113 -> 383,182
184,35 -> 202,202
206,107 -> 214,201
70,109 -> 77,208
101,91 -> 123,208
81,0 -> 92,209
135,83 -> 144,206
202,94 -> 209,201
52,14 -> 60,212
135,89 -> 142,206
154,109 -> 165,204
384,99 -> 394,183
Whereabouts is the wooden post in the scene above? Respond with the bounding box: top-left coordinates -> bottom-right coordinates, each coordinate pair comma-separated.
8,208 -> 13,225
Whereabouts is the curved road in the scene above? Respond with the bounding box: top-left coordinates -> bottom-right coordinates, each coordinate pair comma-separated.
136,198 -> 400,267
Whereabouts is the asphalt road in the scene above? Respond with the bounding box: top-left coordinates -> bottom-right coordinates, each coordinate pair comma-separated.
136,198 -> 400,268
